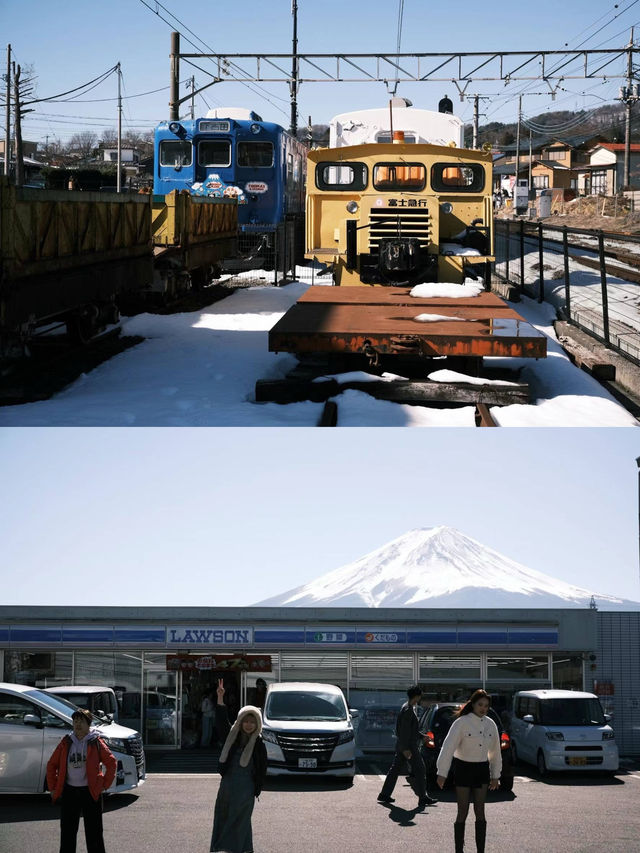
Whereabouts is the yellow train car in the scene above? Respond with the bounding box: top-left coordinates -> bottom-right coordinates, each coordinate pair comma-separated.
305,139 -> 494,286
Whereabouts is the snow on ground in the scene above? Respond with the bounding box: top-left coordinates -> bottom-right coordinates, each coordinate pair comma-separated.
0,271 -> 637,427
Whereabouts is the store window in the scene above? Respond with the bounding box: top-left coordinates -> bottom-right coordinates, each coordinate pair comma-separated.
141,653 -> 178,746
349,653 -> 415,751
419,654 -> 481,681
552,654 -> 583,690
486,655 -> 551,721
487,655 -> 549,681
279,652 -> 347,688
3,651 -> 73,687
74,651 -> 142,725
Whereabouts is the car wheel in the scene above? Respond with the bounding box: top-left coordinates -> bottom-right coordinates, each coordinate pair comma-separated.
536,750 -> 548,777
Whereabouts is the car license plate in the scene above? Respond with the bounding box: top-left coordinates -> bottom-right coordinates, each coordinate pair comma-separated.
298,758 -> 317,768
568,756 -> 587,766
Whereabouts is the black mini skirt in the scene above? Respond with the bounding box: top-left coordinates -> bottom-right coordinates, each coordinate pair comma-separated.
451,757 -> 490,788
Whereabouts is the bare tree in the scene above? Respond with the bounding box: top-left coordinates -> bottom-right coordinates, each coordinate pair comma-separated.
99,127 -> 118,147
68,130 -> 98,160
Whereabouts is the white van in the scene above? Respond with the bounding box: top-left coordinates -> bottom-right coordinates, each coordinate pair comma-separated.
261,682 -> 357,778
45,685 -> 119,722
0,682 -> 145,794
510,689 -> 619,775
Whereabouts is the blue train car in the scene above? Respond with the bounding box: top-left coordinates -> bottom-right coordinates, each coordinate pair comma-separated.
154,108 -> 306,270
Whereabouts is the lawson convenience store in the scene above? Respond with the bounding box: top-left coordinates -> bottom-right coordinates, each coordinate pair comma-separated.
1,605 -> 638,754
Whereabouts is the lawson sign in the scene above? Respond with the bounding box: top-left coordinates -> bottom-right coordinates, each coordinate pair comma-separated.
167,626 -> 252,646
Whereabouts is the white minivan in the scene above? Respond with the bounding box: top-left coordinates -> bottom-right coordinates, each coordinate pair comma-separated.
0,682 -> 145,794
510,689 -> 619,775
261,682 -> 357,779
45,685 -> 119,722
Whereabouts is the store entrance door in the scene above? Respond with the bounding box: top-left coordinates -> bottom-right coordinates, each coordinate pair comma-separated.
179,669 -> 242,749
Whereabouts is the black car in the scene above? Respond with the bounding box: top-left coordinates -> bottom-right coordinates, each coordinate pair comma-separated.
418,702 -> 514,791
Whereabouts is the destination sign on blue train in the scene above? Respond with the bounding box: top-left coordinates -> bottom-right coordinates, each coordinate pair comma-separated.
199,120 -> 230,132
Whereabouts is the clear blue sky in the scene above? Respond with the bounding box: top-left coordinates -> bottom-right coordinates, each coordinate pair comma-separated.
1,0 -> 636,146
1,427 -> 639,606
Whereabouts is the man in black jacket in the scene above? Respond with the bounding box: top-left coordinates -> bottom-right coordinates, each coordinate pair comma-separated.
377,685 -> 437,809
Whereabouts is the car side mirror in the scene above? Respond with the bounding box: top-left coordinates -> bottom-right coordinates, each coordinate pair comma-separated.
523,714 -> 534,724
349,709 -> 359,718
23,714 -> 42,727
604,714 -> 611,723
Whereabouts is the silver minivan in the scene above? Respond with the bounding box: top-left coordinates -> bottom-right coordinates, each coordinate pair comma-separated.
0,682 -> 145,794
510,689 -> 619,775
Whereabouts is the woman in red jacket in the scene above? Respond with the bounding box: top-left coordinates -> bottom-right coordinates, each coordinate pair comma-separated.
47,708 -> 117,853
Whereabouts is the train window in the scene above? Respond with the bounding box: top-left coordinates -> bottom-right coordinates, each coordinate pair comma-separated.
159,141 -> 192,167
316,162 -> 368,191
373,163 -> 425,191
199,140 -> 231,167
431,163 -> 485,192
237,142 -> 274,167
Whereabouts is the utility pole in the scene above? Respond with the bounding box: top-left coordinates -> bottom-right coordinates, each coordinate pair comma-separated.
4,44 -> 10,177
190,76 -> 195,119
473,95 -> 479,149
169,31 -> 180,121
13,62 -> 24,187
515,94 -> 522,212
622,28 -> 638,190
117,62 -> 122,193
290,0 -> 299,136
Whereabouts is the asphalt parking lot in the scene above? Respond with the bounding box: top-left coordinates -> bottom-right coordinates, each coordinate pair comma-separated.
1,759 -> 639,853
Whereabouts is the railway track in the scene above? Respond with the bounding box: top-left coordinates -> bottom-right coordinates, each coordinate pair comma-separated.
512,222 -> 640,284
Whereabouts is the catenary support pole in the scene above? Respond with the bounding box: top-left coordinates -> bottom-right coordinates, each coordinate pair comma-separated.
117,63 -> 122,193
4,45 -> 10,177
170,32 -> 180,121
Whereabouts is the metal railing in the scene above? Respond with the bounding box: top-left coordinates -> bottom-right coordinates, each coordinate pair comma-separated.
493,219 -> 640,366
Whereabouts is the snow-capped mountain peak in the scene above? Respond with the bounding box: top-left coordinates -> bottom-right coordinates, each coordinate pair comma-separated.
255,526 -> 638,610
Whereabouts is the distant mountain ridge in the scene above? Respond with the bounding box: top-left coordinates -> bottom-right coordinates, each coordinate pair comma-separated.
255,526 -> 640,610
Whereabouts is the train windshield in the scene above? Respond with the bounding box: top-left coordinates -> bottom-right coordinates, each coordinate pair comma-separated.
199,139 -> 231,167
316,162 -> 368,191
373,163 -> 426,191
431,163 -> 485,192
237,142 -> 274,168
159,141 -> 192,167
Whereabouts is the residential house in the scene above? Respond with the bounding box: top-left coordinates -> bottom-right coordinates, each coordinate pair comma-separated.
572,142 -> 640,195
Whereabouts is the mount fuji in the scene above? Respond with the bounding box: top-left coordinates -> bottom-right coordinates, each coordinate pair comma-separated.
255,526 -> 640,610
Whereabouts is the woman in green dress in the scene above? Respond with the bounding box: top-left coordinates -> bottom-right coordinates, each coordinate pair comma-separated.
211,679 -> 268,853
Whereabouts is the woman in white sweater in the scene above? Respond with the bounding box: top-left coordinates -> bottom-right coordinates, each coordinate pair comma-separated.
436,689 -> 501,853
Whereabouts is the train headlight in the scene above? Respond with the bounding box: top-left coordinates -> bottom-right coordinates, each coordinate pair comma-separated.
346,201 -> 359,214
168,121 -> 183,135
250,123 -> 261,134
440,202 -> 453,214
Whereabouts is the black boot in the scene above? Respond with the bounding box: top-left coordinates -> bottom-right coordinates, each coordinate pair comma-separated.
475,820 -> 487,853
454,821 -> 465,853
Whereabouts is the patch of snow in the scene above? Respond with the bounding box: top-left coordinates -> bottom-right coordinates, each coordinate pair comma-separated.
427,369 -> 520,386
410,282 -> 484,298
414,313 -> 469,322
